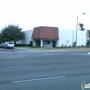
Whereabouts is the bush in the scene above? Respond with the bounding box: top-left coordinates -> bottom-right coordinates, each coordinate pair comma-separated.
86,40 -> 90,48
65,45 -> 67,48
72,41 -> 76,47
69,45 -> 71,48
81,45 -> 84,47
31,46 -> 40,48
28,41 -> 33,47
60,45 -> 64,48
16,44 -> 27,47
78,46 -> 81,48
27,44 -> 32,47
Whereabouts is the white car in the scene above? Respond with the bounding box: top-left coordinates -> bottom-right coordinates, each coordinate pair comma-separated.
3,42 -> 14,49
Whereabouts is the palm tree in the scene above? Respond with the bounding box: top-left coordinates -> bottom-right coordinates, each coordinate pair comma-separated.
79,23 -> 85,31
66,40 -> 69,47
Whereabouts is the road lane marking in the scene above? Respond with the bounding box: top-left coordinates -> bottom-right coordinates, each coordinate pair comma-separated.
85,62 -> 90,64
69,52 -> 89,56
12,76 -> 66,83
3,65 -> 28,68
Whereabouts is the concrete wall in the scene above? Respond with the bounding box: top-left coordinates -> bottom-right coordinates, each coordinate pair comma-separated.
77,30 -> 87,46
17,29 -> 87,47
56,29 -> 87,47
56,29 -> 73,47
17,30 -> 33,44
24,30 -> 33,44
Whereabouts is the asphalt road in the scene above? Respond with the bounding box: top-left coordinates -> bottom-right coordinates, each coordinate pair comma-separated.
0,48 -> 90,90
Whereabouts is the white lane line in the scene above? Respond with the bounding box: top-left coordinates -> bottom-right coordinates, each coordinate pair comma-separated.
42,50 -> 70,52
70,52 -> 89,56
44,54 -> 62,55
3,65 -> 28,68
12,76 -> 66,83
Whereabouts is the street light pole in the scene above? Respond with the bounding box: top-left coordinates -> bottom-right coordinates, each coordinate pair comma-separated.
76,16 -> 78,47
72,30 -> 74,47
75,13 -> 85,47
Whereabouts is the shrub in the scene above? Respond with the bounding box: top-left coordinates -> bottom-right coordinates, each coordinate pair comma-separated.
27,44 -> 32,47
65,45 -> 67,48
69,45 -> 71,48
31,46 -> 40,48
78,46 -> 81,48
86,40 -> 90,48
61,45 -> 64,48
81,45 -> 84,47
16,44 -> 27,47
72,41 -> 76,47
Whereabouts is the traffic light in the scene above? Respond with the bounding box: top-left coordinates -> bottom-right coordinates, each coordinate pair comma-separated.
79,23 -> 85,31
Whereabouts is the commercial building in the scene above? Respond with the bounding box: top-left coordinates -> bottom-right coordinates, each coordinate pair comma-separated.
17,26 -> 87,47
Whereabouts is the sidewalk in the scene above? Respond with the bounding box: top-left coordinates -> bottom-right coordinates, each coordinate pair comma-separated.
15,47 -> 90,51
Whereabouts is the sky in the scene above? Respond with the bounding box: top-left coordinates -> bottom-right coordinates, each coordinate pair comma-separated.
0,0 -> 90,30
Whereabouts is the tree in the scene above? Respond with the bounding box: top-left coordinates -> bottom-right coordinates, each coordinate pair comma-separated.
1,24 -> 24,43
86,30 -> 90,47
79,23 -> 85,31
87,30 -> 90,40
0,33 -> 2,43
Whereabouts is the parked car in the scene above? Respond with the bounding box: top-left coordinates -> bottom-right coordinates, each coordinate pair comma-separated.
0,43 -> 3,48
2,42 -> 14,49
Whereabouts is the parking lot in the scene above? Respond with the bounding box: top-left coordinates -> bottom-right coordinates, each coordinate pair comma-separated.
0,48 -> 90,90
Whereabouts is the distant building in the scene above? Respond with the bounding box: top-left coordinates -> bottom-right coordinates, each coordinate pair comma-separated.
17,26 -> 87,47
32,26 -> 59,47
